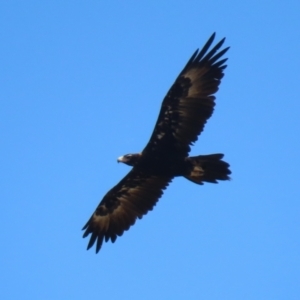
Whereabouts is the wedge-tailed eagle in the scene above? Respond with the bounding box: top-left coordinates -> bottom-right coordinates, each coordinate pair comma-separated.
82,33 -> 231,253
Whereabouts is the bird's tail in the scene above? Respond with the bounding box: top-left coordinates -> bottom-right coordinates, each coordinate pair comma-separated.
184,154 -> 231,184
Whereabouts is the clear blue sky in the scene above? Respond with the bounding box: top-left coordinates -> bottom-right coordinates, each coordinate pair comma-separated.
1,1 -> 300,299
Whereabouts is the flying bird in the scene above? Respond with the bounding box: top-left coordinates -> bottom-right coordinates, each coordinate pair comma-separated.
82,33 -> 231,253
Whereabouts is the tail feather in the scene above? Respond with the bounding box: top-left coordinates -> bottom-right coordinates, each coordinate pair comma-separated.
184,154 -> 231,185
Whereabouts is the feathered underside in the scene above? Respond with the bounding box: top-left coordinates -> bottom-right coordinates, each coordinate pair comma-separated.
142,32 -> 229,158
82,170 -> 172,253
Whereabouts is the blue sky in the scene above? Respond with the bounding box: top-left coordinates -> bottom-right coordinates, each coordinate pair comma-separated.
1,1 -> 300,299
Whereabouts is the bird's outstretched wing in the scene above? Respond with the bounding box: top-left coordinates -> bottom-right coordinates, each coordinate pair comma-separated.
82,170 -> 172,253
142,33 -> 229,158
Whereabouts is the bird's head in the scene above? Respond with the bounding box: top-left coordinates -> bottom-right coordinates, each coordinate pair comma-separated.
117,153 -> 141,166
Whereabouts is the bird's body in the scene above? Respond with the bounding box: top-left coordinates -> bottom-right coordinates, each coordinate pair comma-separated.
83,33 -> 231,253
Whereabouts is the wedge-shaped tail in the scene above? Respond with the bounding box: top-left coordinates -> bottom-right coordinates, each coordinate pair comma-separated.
184,154 -> 231,184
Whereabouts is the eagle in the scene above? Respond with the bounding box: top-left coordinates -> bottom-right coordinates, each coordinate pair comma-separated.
82,33 -> 231,253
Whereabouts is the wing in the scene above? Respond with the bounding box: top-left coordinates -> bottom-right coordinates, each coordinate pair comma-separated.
82,170 -> 172,253
142,33 -> 229,158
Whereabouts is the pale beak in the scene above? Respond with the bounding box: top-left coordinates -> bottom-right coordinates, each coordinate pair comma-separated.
117,156 -> 124,163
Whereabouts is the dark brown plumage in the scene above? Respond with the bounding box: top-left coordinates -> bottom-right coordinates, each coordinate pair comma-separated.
82,33 -> 231,253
